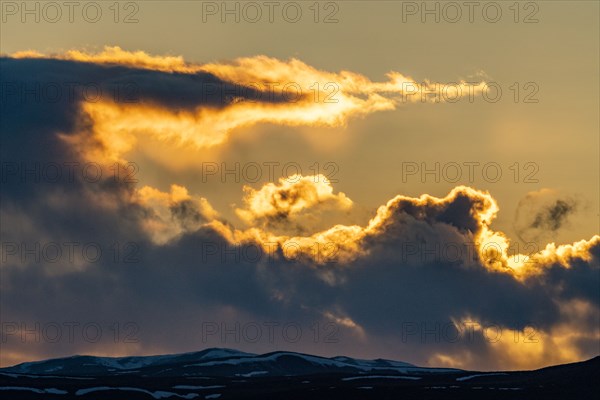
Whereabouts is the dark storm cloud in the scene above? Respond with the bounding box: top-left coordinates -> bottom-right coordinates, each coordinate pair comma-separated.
513,190 -> 579,243
531,199 -> 577,231
0,56 -> 598,370
528,246 -> 600,303
0,55 -> 293,204
0,57 -> 289,112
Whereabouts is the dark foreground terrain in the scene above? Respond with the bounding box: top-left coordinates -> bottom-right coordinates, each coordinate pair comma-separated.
1,349 -> 598,399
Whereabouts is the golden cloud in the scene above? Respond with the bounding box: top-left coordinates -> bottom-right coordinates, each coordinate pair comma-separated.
8,47 -> 487,164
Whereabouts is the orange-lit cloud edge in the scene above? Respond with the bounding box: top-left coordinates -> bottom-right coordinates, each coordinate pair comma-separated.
4,48 -> 599,370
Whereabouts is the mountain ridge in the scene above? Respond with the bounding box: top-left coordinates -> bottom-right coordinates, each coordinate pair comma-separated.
1,347 -> 457,378
1,351 -> 598,399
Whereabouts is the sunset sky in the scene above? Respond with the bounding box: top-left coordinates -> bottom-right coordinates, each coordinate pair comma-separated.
1,1 -> 598,371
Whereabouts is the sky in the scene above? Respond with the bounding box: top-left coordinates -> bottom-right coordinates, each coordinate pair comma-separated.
0,0 -> 599,371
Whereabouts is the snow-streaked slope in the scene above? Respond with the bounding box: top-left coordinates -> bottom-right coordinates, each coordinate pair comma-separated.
4,348 -> 255,376
188,351 -> 457,374
456,372 -> 509,381
0,348 -> 461,377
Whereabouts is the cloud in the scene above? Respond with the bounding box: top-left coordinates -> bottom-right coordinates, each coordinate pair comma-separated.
514,189 -> 579,243
235,174 -> 353,235
0,49 -> 598,372
135,185 -> 219,245
4,47 -> 486,164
